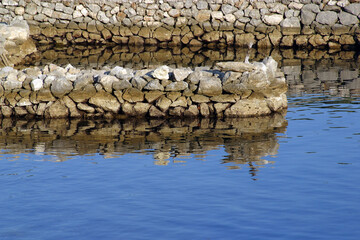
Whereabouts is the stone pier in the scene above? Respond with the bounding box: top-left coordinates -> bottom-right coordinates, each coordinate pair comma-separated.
0,57 -> 287,119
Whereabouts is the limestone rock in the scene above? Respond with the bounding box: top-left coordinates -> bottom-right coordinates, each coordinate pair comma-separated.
210,94 -> 237,103
50,77 -> 73,98
89,91 -> 121,113
99,75 -> 119,92
77,103 -> 95,113
73,73 -> 93,90
301,9 -> 316,25
68,85 -> 96,103
1,106 -> 13,117
221,4 -> 237,15
184,105 -> 199,117
266,94 -> 287,112
152,65 -> 170,80
144,80 -> 164,91
62,96 -> 81,117
3,78 -> 22,91
156,95 -> 172,112
165,81 -> 188,91
113,80 -> 132,90
195,10 -> 211,22
316,11 -> 338,26
45,100 -> 69,118
240,65 -> 270,91
216,62 -> 256,72
170,96 -> 187,107
198,77 -> 222,97
191,94 -> 210,103
122,88 -> 144,103
235,33 -> 255,47
339,11 -> 358,26
110,66 -> 133,81
122,102 -> 135,116
173,68 -> 192,82
149,105 -> 166,118
37,89 -> 56,102
145,91 -> 165,103
131,76 -> 148,90
262,14 -> 283,25
134,102 -> 151,116
199,103 -> 210,117
187,70 -> 212,84
344,3 -> 360,16
224,96 -> 271,118
169,107 -> 185,117
153,27 -> 172,42
281,17 -> 301,35
269,29 -> 282,46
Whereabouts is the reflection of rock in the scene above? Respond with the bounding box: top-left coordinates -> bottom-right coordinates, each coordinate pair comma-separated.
0,19 -> 37,67
0,115 -> 287,178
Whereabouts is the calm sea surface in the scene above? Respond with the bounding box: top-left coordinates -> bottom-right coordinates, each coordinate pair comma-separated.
1,50 -> 360,239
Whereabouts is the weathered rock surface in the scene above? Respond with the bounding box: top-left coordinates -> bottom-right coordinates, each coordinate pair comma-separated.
0,0 -> 359,48
0,58 -> 287,119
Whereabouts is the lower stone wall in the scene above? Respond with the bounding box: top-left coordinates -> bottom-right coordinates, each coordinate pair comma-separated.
1,0 -> 360,48
0,57 -> 287,119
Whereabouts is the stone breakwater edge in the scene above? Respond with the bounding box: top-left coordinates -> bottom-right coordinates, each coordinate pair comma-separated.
0,57 -> 287,119
1,0 -> 360,48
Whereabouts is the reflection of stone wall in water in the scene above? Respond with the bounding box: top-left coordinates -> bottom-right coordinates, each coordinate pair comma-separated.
0,116 -> 287,174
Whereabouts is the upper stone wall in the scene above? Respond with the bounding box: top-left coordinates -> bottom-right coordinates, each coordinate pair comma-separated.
1,0 -> 360,48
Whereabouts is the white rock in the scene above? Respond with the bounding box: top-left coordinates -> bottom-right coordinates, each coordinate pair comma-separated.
153,65 -> 170,80
173,68 -> 192,81
97,11 -> 110,24
43,75 -> 56,88
81,8 -> 88,17
110,66 -> 127,75
31,78 -> 43,91
73,10 -> 82,19
262,14 -> 284,25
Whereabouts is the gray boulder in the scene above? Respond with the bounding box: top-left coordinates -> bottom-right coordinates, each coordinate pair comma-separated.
316,11 -> 338,26
344,3 -> 360,16
165,81 -> 188,91
198,76 -> 222,97
339,11 -> 358,26
50,77 -> 73,98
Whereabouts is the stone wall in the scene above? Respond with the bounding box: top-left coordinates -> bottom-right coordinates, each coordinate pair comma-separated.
1,0 -> 360,48
0,57 -> 287,119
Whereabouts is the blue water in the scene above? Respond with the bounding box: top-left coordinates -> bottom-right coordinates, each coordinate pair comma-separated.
0,94 -> 360,240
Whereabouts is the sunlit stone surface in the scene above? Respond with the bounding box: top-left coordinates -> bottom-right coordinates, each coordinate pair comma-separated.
0,57 -> 287,119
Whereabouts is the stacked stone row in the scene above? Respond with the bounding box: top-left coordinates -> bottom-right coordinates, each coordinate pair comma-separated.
0,58 -> 287,119
1,0 -> 360,48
